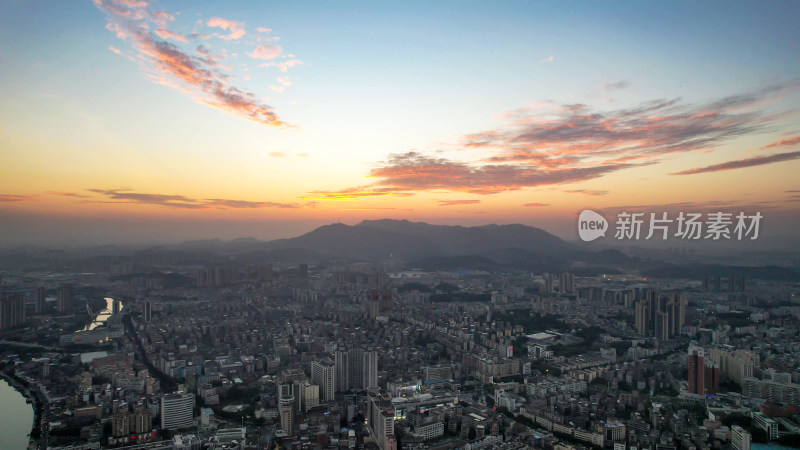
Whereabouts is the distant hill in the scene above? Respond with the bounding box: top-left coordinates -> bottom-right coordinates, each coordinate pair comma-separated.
229,219 -> 632,273
255,220 -> 575,262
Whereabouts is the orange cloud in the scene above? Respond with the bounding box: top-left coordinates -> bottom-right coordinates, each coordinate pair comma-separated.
86,188 -> 299,209
565,189 -> 609,196
310,84 -> 797,203
92,0 -> 290,127
302,187 -> 415,200
46,191 -> 90,198
154,28 -> 189,42
438,199 -> 481,206
0,194 -> 37,202
759,135 -> 800,151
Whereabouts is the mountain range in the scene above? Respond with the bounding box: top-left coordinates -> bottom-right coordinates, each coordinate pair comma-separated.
167,219 -> 631,273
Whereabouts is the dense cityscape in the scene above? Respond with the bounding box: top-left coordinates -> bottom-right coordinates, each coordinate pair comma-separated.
1,220 -> 800,450
2,0 -> 800,449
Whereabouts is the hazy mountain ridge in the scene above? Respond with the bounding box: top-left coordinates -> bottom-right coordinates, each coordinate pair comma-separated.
234,219 -> 631,271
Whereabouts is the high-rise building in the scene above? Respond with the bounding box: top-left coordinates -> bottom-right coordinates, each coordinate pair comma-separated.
364,348 -> 379,391
713,275 -> 721,292
635,293 -> 685,339
112,411 -> 131,437
279,381 -> 303,412
35,287 -> 46,315
704,359 -> 720,395
368,392 -> 396,450
298,263 -> 308,278
112,407 -> 151,437
543,273 -> 555,294
688,345 -> 705,396
559,272 -> 574,294
707,348 -> 759,385
731,425 -> 751,450
160,393 -> 195,430
301,381 -> 319,412
0,293 -> 26,330
348,347 -> 364,390
368,289 -> 393,319
311,359 -> 336,402
279,384 -> 296,435
144,300 -> 153,322
335,344 -> 349,393
57,284 -> 73,314
279,402 -> 294,435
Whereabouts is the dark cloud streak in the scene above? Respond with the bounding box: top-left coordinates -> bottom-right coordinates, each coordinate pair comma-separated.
672,151 -> 800,175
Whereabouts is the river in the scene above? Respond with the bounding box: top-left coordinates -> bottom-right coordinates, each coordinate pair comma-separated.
0,377 -> 34,449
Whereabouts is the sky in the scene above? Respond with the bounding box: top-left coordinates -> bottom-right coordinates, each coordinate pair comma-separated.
1,0 -> 799,246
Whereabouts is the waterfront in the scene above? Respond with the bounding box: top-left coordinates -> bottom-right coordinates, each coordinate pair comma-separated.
0,377 -> 34,449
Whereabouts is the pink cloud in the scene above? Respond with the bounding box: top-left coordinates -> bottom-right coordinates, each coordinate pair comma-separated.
92,0 -> 289,127
248,44 -> 281,60
206,16 -> 245,40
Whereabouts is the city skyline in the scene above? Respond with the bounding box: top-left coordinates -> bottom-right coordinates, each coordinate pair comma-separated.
1,0 -> 800,245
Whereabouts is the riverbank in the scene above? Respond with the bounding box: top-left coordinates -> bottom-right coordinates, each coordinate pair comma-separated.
0,369 -> 44,449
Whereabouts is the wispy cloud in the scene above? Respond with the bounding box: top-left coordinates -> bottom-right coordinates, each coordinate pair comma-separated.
86,188 -> 299,209
46,191 -> 90,198
340,207 -> 413,211
522,202 -> 550,207
672,150 -> 800,175
92,0 -> 291,127
258,59 -> 304,72
302,186 -> 415,201
438,199 -> 481,206
0,194 -> 37,202
204,199 -> 298,209
601,80 -> 630,91
307,152 -> 637,198
600,199 -> 783,213
309,83 -> 797,202
541,56 -> 554,63
565,189 -> 609,196
759,135 -> 800,151
467,83 -> 794,166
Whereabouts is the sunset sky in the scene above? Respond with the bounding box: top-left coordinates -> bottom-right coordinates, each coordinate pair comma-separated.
1,0 -> 799,245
